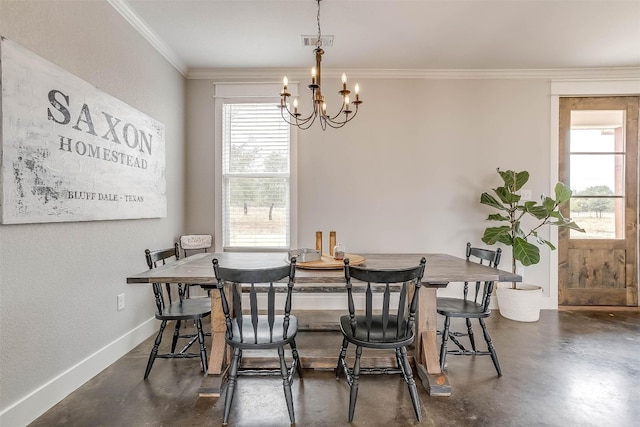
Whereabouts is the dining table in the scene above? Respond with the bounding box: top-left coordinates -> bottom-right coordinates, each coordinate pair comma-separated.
126,251 -> 520,397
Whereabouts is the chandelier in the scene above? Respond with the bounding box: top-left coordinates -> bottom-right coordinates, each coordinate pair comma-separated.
280,0 -> 362,130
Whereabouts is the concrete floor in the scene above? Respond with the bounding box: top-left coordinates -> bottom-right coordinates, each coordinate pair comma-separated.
30,309 -> 640,427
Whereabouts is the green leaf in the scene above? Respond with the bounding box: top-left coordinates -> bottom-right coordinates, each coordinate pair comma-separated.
498,170 -> 529,191
513,171 -> 530,191
494,186 -> 520,205
555,182 -> 572,204
480,192 -> 506,210
561,220 -> 586,232
482,226 -> 512,245
542,196 -> 556,211
512,237 -> 540,266
527,205 -> 550,219
487,213 -> 510,221
549,211 -> 563,219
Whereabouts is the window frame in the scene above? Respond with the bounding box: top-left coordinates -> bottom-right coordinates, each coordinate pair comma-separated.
213,83 -> 298,252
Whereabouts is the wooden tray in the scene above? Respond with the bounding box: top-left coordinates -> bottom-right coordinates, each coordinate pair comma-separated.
296,254 -> 365,270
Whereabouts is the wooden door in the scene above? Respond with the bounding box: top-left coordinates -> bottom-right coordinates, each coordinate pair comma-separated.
559,97 -> 639,306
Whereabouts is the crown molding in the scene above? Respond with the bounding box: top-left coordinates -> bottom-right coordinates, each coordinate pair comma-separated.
108,0 -> 638,83
188,67 -> 640,81
107,0 -> 187,77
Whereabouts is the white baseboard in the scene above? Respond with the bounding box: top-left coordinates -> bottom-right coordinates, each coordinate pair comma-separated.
0,318 -> 156,427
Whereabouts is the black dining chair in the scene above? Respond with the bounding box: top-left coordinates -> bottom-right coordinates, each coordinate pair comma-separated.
335,257 -> 426,423
437,242 -> 502,376
212,257 -> 303,426
143,247 -> 211,379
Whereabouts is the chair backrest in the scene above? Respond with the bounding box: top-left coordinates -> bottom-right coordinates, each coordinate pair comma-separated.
212,258 -> 297,343
178,234 -> 213,258
344,257 -> 426,342
464,242 -> 502,310
145,247 -> 184,312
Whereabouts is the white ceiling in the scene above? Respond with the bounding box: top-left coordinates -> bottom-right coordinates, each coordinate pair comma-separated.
116,0 -> 640,78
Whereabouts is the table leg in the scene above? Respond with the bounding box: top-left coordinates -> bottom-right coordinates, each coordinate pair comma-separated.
207,290 -> 227,374
199,288 -> 228,397
415,286 -> 451,396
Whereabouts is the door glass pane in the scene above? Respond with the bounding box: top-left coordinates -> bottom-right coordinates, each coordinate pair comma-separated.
570,197 -> 622,239
569,110 -> 625,240
570,110 -> 624,152
570,154 -> 624,196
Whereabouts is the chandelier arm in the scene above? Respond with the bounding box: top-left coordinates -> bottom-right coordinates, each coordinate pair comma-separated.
280,89 -> 321,125
281,104 -> 321,130
326,104 -> 346,121
281,110 -> 316,130
321,118 -> 348,129
322,106 -> 360,127
297,112 -> 319,130
283,107 -> 315,125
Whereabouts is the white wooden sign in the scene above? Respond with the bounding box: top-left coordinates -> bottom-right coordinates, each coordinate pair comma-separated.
0,37 -> 166,224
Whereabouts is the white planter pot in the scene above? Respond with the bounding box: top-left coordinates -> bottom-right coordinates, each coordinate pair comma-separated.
496,283 -> 543,322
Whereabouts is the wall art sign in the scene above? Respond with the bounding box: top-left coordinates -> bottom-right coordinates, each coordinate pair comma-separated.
0,37 -> 166,224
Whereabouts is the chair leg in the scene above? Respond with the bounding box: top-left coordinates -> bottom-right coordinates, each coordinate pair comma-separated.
196,318 -> 208,373
290,339 -> 304,379
348,345 -> 362,422
278,346 -> 296,425
479,318 -> 502,376
466,318 -> 476,351
395,347 -> 407,378
223,347 -> 241,426
335,337 -> 349,379
171,319 -> 182,353
439,316 -> 451,372
399,346 -> 422,422
144,320 -> 167,379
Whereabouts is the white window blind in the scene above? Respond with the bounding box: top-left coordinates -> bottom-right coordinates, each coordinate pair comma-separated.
222,103 -> 291,249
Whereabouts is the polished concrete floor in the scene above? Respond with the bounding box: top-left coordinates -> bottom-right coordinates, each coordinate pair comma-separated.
30,309 -> 640,427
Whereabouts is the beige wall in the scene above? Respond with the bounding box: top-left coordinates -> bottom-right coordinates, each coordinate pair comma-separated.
0,1 -> 186,425
185,76 -> 556,302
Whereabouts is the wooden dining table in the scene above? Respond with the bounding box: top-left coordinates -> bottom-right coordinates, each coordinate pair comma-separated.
127,251 -> 520,397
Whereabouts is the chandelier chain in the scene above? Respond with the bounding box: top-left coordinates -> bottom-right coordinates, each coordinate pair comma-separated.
316,0 -> 322,48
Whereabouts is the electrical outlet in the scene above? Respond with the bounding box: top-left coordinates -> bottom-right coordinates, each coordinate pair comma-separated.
520,189 -> 532,201
117,293 -> 125,311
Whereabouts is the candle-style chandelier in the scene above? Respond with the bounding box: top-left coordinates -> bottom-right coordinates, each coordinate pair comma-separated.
280,0 -> 362,130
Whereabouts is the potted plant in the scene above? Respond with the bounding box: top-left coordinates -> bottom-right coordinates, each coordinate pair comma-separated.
480,169 -> 585,322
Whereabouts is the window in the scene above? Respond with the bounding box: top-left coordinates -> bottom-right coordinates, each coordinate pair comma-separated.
222,103 -> 291,249
214,83 -> 297,252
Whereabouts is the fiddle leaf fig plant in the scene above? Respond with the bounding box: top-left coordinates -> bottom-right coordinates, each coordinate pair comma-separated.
480,169 -> 585,288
